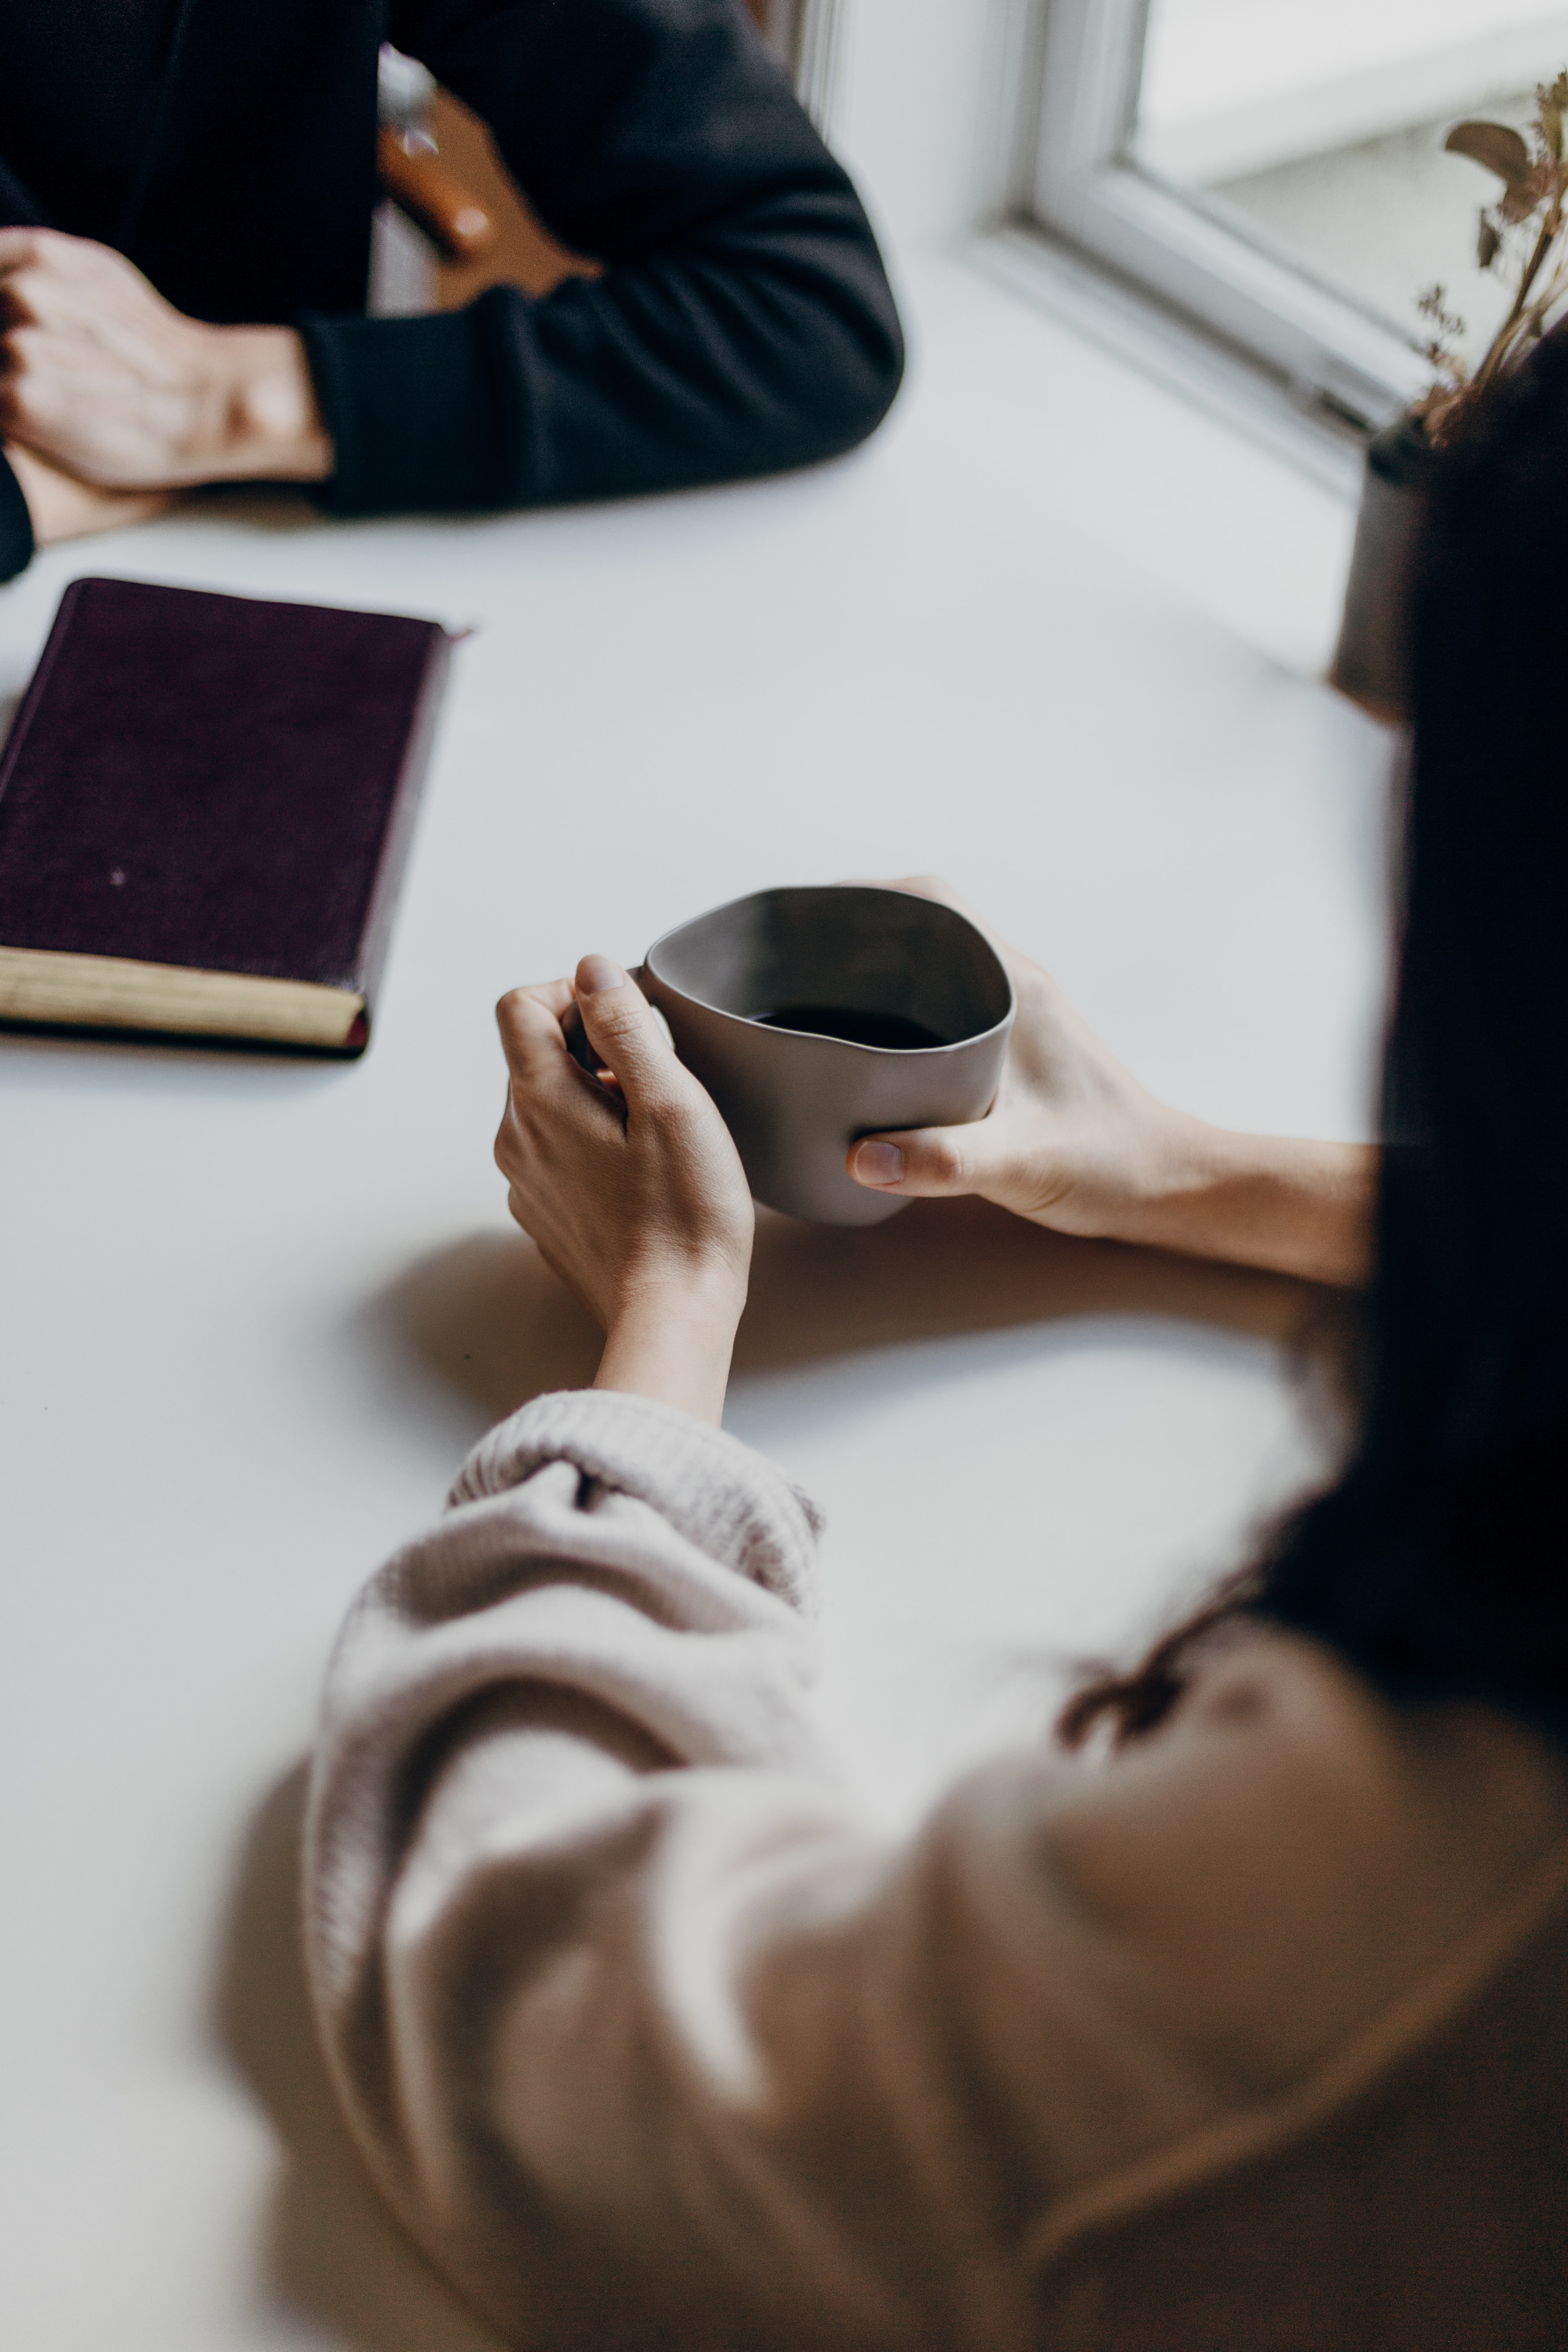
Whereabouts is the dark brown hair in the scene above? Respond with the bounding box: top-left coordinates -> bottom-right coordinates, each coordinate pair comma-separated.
1062,339 -> 1568,1751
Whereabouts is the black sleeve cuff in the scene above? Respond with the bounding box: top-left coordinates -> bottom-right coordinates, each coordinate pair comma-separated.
0,452 -> 35,583
298,299 -> 514,517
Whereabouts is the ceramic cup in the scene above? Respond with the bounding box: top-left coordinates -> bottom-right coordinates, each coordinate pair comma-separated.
631,884 -> 1015,1226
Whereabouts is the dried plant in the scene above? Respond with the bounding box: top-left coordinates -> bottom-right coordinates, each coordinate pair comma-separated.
1415,70 -> 1568,444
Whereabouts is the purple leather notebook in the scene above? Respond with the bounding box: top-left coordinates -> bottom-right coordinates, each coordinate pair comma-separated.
0,577 -> 451,1053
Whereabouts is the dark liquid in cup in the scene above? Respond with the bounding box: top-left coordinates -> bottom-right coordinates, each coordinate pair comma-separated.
751,1005 -> 947,1050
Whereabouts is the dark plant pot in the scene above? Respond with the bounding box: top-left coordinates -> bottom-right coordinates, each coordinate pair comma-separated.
1329,414 -> 1438,724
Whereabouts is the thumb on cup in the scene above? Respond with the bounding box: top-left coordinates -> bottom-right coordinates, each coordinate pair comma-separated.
848,1120 -> 1001,1198
573,955 -> 675,1101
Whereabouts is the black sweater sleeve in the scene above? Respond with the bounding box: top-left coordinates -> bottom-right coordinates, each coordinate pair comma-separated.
300,0 -> 903,517
0,449 -> 34,584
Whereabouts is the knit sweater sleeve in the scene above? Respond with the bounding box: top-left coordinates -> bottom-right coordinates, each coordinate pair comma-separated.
306,1390 -> 1562,2352
306,1385 -> 1054,2351
297,0 -> 903,518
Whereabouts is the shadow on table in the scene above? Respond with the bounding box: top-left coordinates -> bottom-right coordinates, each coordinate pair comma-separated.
214,1766 -> 508,2352
382,1193 -> 1344,1431
179,482 -> 326,536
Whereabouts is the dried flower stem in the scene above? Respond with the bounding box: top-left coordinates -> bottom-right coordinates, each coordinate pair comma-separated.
1417,71 -> 1568,441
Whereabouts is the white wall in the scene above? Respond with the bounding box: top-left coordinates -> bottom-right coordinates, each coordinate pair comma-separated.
822,0 -> 1036,258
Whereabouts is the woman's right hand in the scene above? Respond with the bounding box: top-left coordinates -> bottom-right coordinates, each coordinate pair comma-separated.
496,956 -> 755,1422
846,881 -> 1190,1239
847,880 -> 1375,1288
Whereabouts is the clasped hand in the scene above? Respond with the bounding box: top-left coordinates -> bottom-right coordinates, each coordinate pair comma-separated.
0,228 -> 330,544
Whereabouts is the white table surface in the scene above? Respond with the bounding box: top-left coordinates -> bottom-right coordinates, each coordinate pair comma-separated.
0,256 -> 1392,2350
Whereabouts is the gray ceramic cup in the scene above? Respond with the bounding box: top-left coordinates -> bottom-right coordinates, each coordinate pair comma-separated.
632,885 -> 1015,1226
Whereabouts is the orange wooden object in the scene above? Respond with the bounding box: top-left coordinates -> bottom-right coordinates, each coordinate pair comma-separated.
382,2 -> 772,279
426,91 -> 602,308
377,126 -> 498,261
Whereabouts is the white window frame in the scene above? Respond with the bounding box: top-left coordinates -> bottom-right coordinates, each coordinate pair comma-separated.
767,0 -> 848,133
1027,0 -> 1429,432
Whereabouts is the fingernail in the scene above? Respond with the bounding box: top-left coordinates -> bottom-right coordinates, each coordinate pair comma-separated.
577,954 -> 626,996
854,1140 -> 904,1186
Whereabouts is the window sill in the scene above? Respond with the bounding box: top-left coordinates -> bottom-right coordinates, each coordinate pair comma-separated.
972,223 -> 1375,503
889,241 -> 1367,682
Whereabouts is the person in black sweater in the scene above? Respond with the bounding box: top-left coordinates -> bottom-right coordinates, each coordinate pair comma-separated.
0,0 -> 903,584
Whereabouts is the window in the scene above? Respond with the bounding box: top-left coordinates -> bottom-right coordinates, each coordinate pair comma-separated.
1030,0 -> 1568,432
760,0 -> 847,131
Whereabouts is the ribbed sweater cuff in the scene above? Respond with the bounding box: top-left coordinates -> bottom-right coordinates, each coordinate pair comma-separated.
0,452 -> 34,583
450,1388 -> 824,1614
298,297 -> 514,516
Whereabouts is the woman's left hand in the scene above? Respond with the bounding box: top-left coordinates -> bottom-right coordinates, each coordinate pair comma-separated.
496,957 -> 755,1423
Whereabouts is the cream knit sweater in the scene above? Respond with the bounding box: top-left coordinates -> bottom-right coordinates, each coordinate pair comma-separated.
305,1389 -> 1568,2350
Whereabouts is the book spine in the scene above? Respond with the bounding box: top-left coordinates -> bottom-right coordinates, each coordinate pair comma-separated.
348,624 -> 453,1049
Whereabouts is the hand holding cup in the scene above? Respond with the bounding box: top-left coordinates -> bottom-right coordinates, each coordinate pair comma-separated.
495,956 -> 754,1422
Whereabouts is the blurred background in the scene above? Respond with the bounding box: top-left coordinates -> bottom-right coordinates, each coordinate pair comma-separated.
1135,0 -> 1568,368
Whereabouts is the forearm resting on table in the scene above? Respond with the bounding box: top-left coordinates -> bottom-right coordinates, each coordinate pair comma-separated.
1119,1118 -> 1377,1288
594,1274 -> 745,1425
4,326 -> 330,554
587,1124 -> 1370,1425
